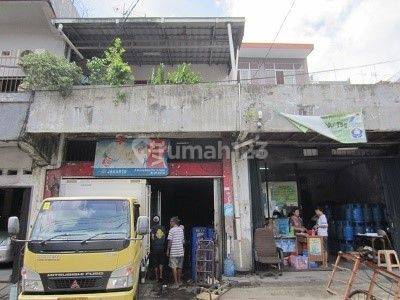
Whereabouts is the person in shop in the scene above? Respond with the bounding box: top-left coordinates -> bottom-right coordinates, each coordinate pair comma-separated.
313,206 -> 329,263
166,216 -> 185,287
150,216 -> 166,283
290,207 -> 306,234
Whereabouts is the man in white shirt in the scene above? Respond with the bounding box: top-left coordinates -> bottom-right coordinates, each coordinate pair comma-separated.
166,217 -> 184,287
314,206 -> 328,263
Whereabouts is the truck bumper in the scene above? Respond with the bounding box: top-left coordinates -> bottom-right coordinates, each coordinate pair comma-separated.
19,289 -> 136,300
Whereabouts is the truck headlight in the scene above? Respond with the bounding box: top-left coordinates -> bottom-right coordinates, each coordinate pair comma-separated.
21,267 -> 44,292
106,265 -> 134,290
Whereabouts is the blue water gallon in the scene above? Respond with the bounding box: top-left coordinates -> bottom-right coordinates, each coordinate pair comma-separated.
343,222 -> 354,241
276,218 -> 289,235
372,204 -> 383,222
224,257 -> 235,277
353,222 -> 365,237
206,228 -> 215,240
191,227 -> 207,279
352,204 -> 364,222
344,204 -> 353,221
362,204 -> 372,222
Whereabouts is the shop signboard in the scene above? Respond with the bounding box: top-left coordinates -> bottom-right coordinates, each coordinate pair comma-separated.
94,136 -> 168,177
281,111 -> 367,144
308,237 -> 322,256
267,181 -> 298,214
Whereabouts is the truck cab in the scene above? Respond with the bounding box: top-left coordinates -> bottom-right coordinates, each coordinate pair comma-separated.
9,196 -> 149,300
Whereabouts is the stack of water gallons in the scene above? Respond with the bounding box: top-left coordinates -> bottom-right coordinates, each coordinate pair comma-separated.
328,203 -> 385,253
191,227 -> 214,280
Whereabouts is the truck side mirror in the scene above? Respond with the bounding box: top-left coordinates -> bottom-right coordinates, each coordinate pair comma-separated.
136,216 -> 150,235
8,216 -> 20,237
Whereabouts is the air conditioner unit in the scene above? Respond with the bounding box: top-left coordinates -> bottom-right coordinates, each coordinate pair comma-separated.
1,49 -> 19,58
17,49 -> 45,58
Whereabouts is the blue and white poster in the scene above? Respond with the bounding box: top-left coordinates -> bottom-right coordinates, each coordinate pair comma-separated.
94,136 -> 169,177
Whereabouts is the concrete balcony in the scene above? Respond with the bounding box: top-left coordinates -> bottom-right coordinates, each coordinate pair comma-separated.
0,92 -> 56,165
0,92 -> 30,141
25,83 -> 400,134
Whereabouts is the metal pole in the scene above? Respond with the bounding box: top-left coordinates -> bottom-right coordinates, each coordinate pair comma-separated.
227,23 -> 237,81
57,24 -> 84,60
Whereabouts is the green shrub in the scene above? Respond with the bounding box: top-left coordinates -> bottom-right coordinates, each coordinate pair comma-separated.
87,57 -> 107,85
150,63 -> 201,85
87,38 -> 133,87
104,38 -> 133,86
87,38 -> 133,105
150,63 -> 167,85
19,51 -> 82,97
167,63 -> 201,84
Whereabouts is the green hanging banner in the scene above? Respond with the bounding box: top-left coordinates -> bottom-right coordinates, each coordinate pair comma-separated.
281,111 -> 367,144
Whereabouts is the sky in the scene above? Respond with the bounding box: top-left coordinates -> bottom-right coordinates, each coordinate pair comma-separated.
75,0 -> 400,83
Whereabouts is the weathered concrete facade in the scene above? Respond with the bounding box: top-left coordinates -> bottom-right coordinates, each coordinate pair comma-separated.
24,82 -> 400,272
27,83 -> 400,134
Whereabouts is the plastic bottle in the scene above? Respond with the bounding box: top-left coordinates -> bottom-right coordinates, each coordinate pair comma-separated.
224,256 -> 235,277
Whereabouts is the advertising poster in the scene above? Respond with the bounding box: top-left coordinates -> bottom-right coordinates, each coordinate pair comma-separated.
267,181 -> 298,215
94,136 -> 168,177
281,111 -> 367,144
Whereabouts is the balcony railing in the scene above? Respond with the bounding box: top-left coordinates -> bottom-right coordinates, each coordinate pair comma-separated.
238,62 -> 308,85
0,55 -> 25,93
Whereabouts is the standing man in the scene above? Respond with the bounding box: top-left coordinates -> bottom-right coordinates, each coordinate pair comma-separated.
314,206 -> 329,266
150,216 -> 166,283
166,217 -> 184,287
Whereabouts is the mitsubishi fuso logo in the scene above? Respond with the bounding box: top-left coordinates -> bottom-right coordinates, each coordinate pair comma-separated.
70,280 -> 80,289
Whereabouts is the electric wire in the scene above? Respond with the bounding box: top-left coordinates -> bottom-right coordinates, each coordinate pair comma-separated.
122,0 -> 141,23
254,0 -> 297,77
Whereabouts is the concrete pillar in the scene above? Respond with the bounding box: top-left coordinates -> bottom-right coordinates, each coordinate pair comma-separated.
231,150 -> 253,271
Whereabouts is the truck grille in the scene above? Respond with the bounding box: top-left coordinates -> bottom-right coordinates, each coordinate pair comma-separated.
52,278 -> 99,289
42,272 -> 110,292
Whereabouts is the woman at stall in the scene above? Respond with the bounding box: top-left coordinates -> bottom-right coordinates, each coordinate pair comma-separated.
290,207 -> 306,234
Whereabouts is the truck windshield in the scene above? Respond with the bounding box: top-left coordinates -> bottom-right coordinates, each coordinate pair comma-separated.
30,200 -> 130,241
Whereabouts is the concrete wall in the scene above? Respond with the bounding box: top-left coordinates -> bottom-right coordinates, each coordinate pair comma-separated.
0,25 -> 65,57
0,145 -> 46,233
231,150 -> 253,271
0,93 -> 30,141
27,83 -> 400,134
49,0 -> 79,18
0,1 -> 66,76
0,146 -> 32,171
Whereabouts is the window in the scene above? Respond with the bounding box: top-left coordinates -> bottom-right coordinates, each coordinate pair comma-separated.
276,71 -> 284,84
1,50 -> 11,57
0,77 -> 23,93
64,140 -> 96,162
7,170 -> 18,176
239,69 -> 251,82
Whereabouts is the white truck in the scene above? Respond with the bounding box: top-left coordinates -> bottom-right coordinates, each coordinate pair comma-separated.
59,178 -> 152,268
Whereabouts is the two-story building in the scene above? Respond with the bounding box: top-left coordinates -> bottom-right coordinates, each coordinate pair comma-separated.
0,0 -> 78,243
2,1 -> 400,276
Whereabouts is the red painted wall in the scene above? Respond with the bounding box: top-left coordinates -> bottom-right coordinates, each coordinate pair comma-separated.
43,161 -> 223,199
43,162 -> 93,198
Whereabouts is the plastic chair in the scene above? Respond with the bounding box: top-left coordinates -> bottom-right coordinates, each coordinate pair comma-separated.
254,227 -> 283,277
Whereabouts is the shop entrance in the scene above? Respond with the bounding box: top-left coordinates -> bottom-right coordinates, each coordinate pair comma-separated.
251,149 -> 397,271
0,188 -> 31,239
0,187 -> 31,283
149,178 -> 219,278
